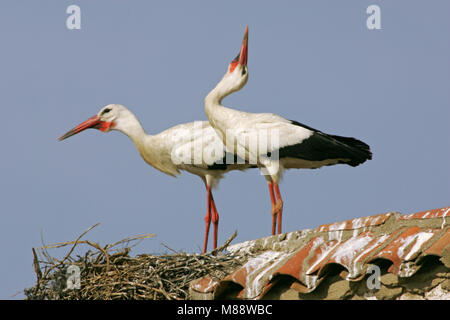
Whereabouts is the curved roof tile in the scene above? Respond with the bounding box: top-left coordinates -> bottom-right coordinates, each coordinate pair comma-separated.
190,206 -> 450,299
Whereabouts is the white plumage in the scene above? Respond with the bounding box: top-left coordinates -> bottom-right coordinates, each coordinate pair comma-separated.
204,26 -> 372,235
59,104 -> 254,253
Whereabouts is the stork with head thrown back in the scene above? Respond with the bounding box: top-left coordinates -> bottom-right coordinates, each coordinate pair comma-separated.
204,26 -> 372,235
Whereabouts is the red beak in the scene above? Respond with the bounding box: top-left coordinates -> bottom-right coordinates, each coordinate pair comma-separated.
58,115 -> 102,141
238,26 -> 248,67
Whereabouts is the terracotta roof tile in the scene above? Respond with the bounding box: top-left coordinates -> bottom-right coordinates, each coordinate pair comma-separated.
423,230 -> 450,256
318,212 -> 393,232
398,207 -> 450,220
190,275 -> 219,294
190,206 -> 450,299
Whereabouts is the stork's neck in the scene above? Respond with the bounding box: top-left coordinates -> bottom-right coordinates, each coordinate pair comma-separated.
114,114 -> 159,161
205,81 -> 227,107
204,70 -> 248,118
204,76 -> 236,126
115,116 -> 147,146
115,113 -> 179,176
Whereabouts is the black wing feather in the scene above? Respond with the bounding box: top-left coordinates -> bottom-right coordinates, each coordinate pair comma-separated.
278,120 -> 372,167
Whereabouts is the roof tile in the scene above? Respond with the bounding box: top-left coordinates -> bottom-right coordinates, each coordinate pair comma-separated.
190,275 -> 219,294
191,206 -> 450,299
398,207 -> 450,220
423,230 -> 450,256
318,212 -> 394,232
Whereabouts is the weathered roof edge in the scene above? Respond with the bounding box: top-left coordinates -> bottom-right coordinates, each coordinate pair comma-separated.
190,206 -> 450,300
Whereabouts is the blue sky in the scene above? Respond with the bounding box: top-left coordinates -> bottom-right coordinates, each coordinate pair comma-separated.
0,1 -> 449,299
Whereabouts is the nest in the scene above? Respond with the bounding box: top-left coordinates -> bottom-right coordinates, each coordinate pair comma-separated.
25,224 -> 249,300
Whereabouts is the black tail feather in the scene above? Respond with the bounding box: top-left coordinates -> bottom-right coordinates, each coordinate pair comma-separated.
329,134 -> 372,166
280,120 -> 372,167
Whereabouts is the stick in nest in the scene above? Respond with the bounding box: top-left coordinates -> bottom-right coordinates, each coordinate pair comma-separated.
209,230 -> 237,255
26,227 -> 248,300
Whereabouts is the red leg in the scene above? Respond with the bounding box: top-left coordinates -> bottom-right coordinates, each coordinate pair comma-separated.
203,184 -> 212,254
210,192 -> 219,250
274,182 -> 283,234
267,181 -> 277,235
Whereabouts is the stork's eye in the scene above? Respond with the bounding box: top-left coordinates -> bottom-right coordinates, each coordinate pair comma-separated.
101,108 -> 111,115
241,66 -> 247,76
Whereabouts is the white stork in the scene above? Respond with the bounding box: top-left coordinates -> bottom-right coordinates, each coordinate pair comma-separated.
58,104 -> 254,253
204,26 -> 372,235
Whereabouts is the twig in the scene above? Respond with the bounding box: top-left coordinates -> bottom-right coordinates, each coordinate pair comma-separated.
40,223 -> 101,278
32,248 -> 42,295
106,233 -> 156,250
25,227 -> 249,300
160,242 -> 180,254
209,230 -> 238,255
